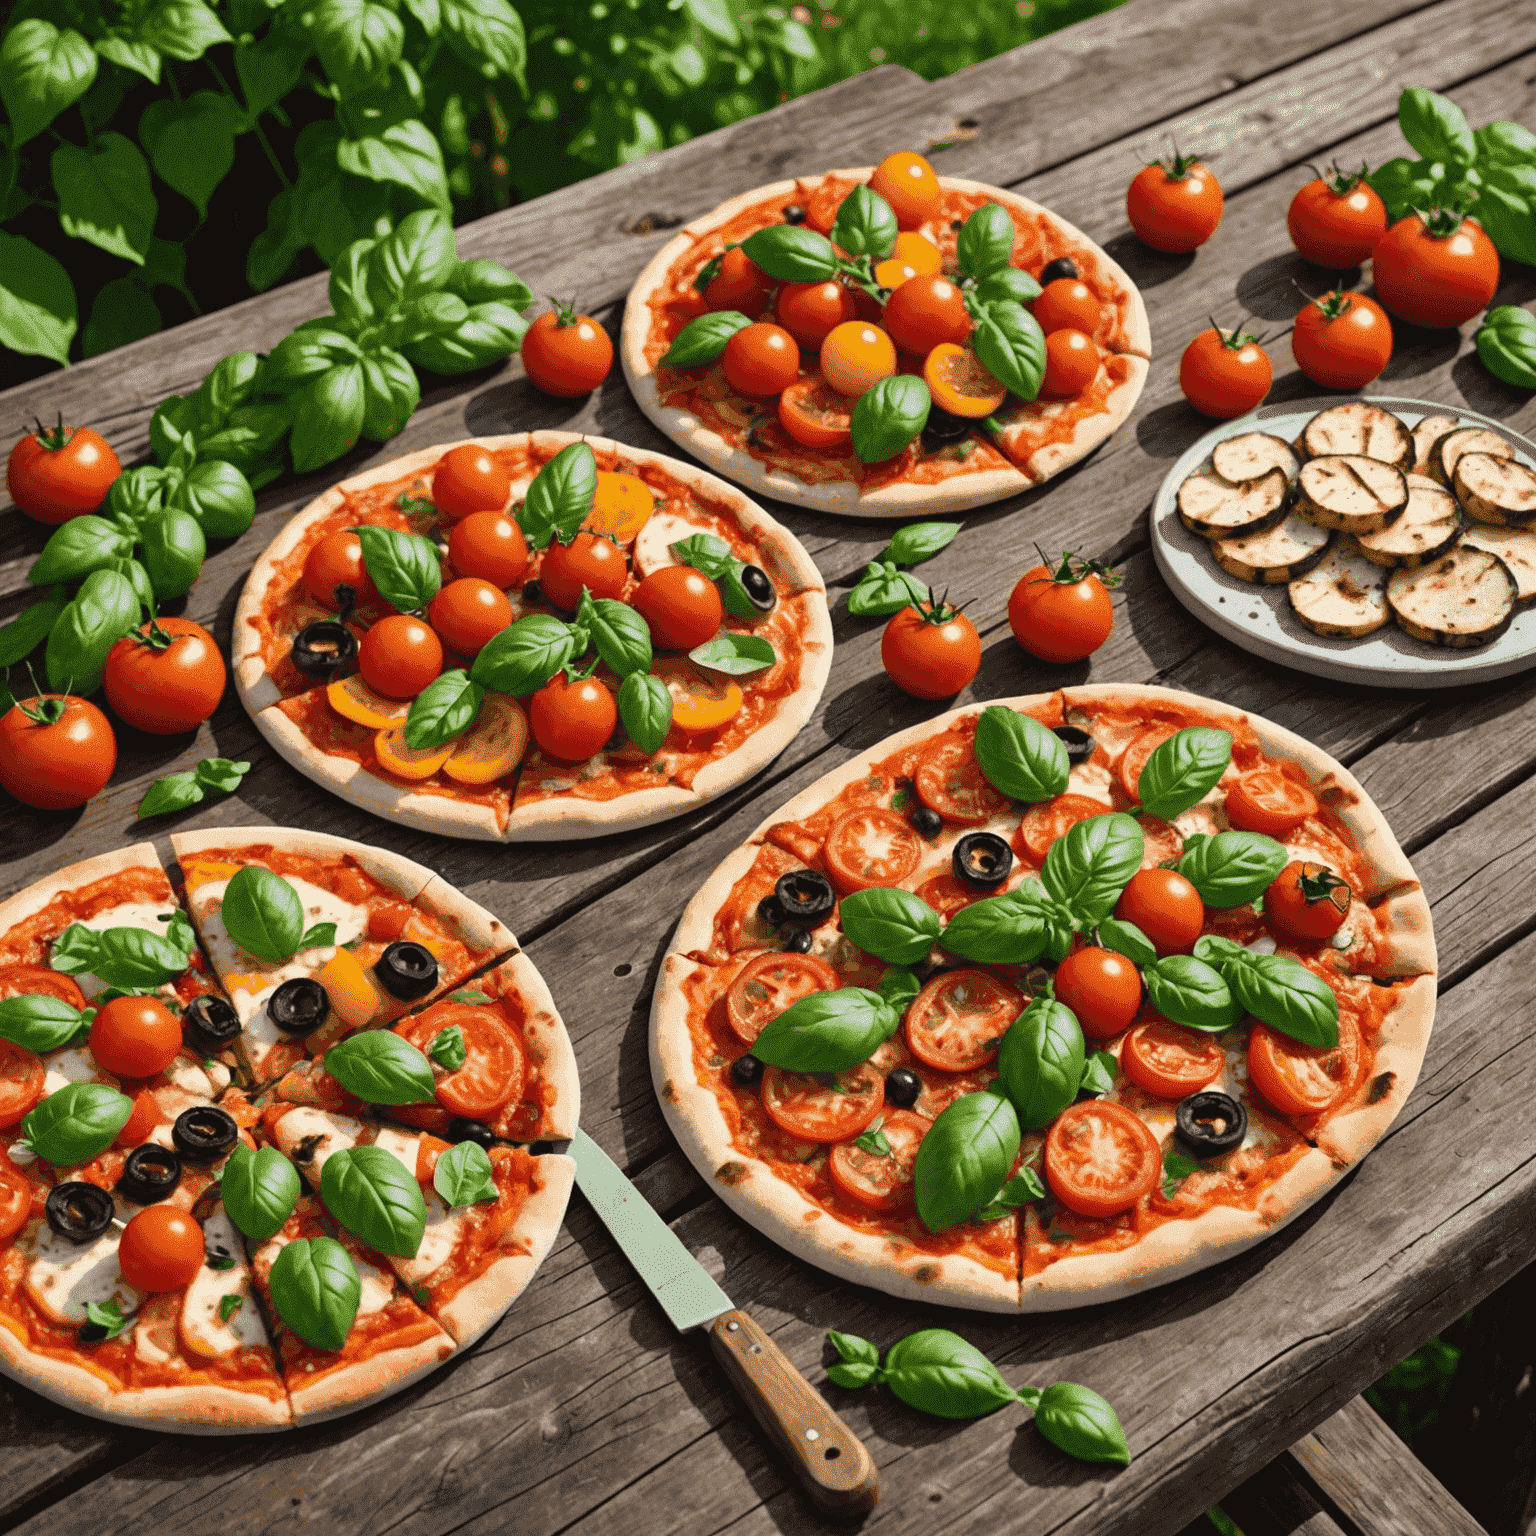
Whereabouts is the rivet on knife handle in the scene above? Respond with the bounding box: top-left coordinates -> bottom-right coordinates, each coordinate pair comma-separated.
708,1309 -> 879,1520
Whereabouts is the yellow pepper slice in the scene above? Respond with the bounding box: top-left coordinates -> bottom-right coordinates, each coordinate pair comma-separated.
584,471 -> 654,543
328,674 -> 410,729
443,694 -> 529,786
314,949 -> 379,1032
657,659 -> 742,733
374,725 -> 456,780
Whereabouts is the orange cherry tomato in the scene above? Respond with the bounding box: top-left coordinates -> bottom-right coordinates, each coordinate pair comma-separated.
1007,558 -> 1115,663
303,530 -> 379,609
539,531 -> 628,609
1127,154 -> 1223,252
586,472 -> 653,544
529,672 -> 616,760
777,378 -> 854,450
1287,166 -> 1388,268
726,952 -> 840,1046
449,512 -> 528,588
658,659 -> 741,732
761,1061 -> 884,1142
521,304 -> 614,396
823,806 -> 923,893
1045,1099 -> 1162,1217
1248,1010 -> 1361,1116
914,736 -> 1011,826
633,565 -> 722,651
0,695 -> 116,810
1372,209 -> 1499,330
1032,279 -> 1101,335
433,445 -> 510,519
890,232 -> 943,275
0,1158 -> 31,1240
89,996 -> 182,1079
1264,861 -> 1352,942
905,970 -> 1022,1071
882,601 -> 980,700
358,615 -> 443,699
722,322 -> 801,398
399,1003 -> 523,1118
1180,325 -> 1272,418
0,1039 -> 44,1129
1041,329 -> 1100,398
776,281 -> 854,348
702,247 -> 773,314
882,276 -> 971,356
428,577 -> 512,655
1115,868 -> 1205,956
828,1108 -> 930,1211
820,321 -> 896,397
868,152 -> 941,229
1013,794 -> 1109,865
1292,290 -> 1393,390
1225,770 -> 1318,837
119,1205 -> 207,1291
1054,946 -> 1141,1040
6,421 -> 120,524
1120,1020 -> 1224,1098
923,342 -> 1007,418
873,257 -> 925,290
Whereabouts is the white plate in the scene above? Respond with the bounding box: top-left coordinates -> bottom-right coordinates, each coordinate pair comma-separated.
1150,394 -> 1536,689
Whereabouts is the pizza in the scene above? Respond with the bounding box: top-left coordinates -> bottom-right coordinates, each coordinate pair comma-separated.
0,829 -> 576,1429
234,430 -> 832,841
621,152 -> 1151,516
651,684 -> 1435,1312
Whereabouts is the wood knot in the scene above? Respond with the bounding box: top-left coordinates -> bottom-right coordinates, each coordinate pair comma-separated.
619,212 -> 683,235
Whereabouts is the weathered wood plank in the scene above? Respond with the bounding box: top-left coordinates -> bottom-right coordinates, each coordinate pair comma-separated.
1222,1458 -> 1349,1536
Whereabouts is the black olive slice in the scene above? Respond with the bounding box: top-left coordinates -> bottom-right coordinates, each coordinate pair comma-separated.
774,870 -> 835,927
952,832 -> 1013,891
739,564 -> 776,613
182,994 -> 240,1055
172,1105 -> 239,1163
911,804 -> 944,839
884,1067 -> 921,1108
117,1144 -> 183,1205
45,1182 -> 114,1244
289,619 -> 358,682
783,204 -> 807,225
78,1320 -> 112,1345
1053,725 -> 1097,765
757,894 -> 786,930
446,1117 -> 495,1149
268,977 -> 329,1035
921,405 -> 972,448
1176,1091 -> 1248,1158
375,940 -> 439,1000
781,927 -> 813,954
730,1053 -> 764,1087
1040,257 -> 1079,285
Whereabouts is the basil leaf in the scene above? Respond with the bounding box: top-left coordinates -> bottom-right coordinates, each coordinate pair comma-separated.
881,521 -> 958,568
139,757 -> 250,818
847,561 -> 929,618
171,459 -> 256,540
689,633 -> 775,675
47,568 -> 140,695
1033,1382 -> 1130,1464
299,922 -> 337,949
85,1299 -> 130,1340
883,1328 -> 1024,1418
1041,813 -> 1144,925
1369,156 -> 1449,225
164,908 -> 197,956
104,465 -> 169,524
405,669 -> 482,749
262,327 -> 363,393
354,526 -> 442,612
0,993 -> 89,1053
219,1295 -> 243,1322
1227,953 -> 1339,1047
740,224 -> 839,282
618,671 -> 672,755
957,203 -> 1016,280
1142,955 -> 1242,1033
429,1024 -> 466,1070
941,883 -> 1070,966
28,516 -> 131,586
973,267 -> 1041,307
470,614 -> 577,697
269,1235 -> 360,1351
140,507 -> 207,601
829,184 -> 897,259
579,591 -> 652,678
1177,830 -> 1287,908
1398,85 -> 1476,165
221,1142 -> 301,1243
0,591 -> 66,667
222,865 -> 304,962
974,705 -> 1069,803
520,441 -> 597,550
976,1166 -> 1047,1222
434,1140 -> 499,1206
1477,305 -> 1536,389
1192,933 -> 1248,968
838,887 -> 940,966
320,1144 -> 428,1257
450,988 -> 492,1005
53,923 -> 192,991
669,532 -> 736,580
1472,129 -> 1536,266
1162,1149 -> 1200,1198
324,1032 -> 436,1105
997,998 -> 1085,1129
1098,918 -> 1157,967
199,757 -> 251,796
290,362 -> 367,473
751,988 -> 898,1073
48,924 -> 102,975
851,374 -> 930,463
972,301 -> 1046,400
1134,728 -> 1232,820
20,1082 -> 133,1164
1078,1050 -> 1118,1097
660,308 -> 753,369
826,1328 -> 880,1390
358,346 -> 420,443
914,1091 -> 1020,1232
854,1116 -> 891,1155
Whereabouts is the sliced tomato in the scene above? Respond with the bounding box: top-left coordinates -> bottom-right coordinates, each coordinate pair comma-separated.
1119,1020 -> 1224,1098
726,952 -> 839,1046
0,1039 -> 44,1129
0,964 -> 86,1008
916,872 -> 980,917
399,1004 -> 524,1119
0,1159 -> 31,1241
914,737 -> 1011,826
1248,1011 -> 1362,1116
1118,725 -> 1180,801
905,969 -> 1023,1071
368,902 -> 414,943
1014,793 -> 1110,864
761,1061 -> 884,1142
1225,769 -> 1319,837
1045,1099 -> 1161,1217
824,807 -> 923,893
655,658 -> 742,733
388,1101 -> 453,1134
114,1087 -> 165,1148
828,1109 -> 930,1211
778,378 -> 854,450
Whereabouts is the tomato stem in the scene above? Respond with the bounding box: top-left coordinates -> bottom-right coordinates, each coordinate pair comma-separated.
1412,202 -> 1474,239
1306,161 -> 1370,195
1031,543 -> 1124,591
32,413 -> 73,452
546,295 -> 581,327
1208,314 -> 1262,350
16,664 -> 67,725
1154,145 -> 1208,182
1298,865 -> 1350,913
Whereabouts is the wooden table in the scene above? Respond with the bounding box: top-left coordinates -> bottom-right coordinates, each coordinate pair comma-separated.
2,0 -> 1534,1530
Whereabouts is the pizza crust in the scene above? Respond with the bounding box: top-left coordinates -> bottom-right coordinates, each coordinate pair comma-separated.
285,1325 -> 454,1424
480,952 -> 581,1140
170,826 -> 439,903
0,843 -> 169,933
1019,356 -> 1150,484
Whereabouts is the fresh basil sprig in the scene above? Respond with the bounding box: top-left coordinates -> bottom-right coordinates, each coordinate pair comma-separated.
837,887 -> 940,966
974,705 -> 1070,803
1477,306 -> 1536,389
519,441 -> 598,550
325,1033 -> 436,1105
434,1140 -> 499,1207
320,1145 -> 427,1257
405,670 -> 483,750
829,184 -> 898,260
429,1025 -> 466,1071
471,614 -> 578,697
1134,728 -> 1232,820
85,1299 -> 131,1340
851,374 -> 930,463
18,1082 -> 133,1165
878,522 -> 959,568
957,203 -> 1017,281
221,1143 -> 301,1244
0,588 -> 68,668
221,865 -> 307,962
913,1090 -> 1020,1231
137,757 -> 251,819
1097,918 -> 1156,966
1194,938 -> 1340,1047
1078,1050 -> 1118,1097
1028,1382 -> 1132,1464
51,918 -> 195,991
975,1166 -> 1046,1222
972,300 -> 1047,401
46,567 -> 140,695
1142,955 -> 1242,1033
940,882 -> 1074,966
1042,813 -> 1144,926
354,526 -> 442,612
689,634 -> 776,675
618,671 -> 673,755
750,988 -> 899,1074
847,562 -> 929,618
997,999 -> 1085,1128
659,311 -> 753,370
1176,830 -> 1287,908
269,1236 -> 361,1351
878,967 -> 921,1010
0,993 -> 92,1053
578,589 -> 652,678
739,225 -> 841,283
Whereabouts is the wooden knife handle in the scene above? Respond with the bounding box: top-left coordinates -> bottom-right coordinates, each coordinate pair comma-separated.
708,1310 -> 879,1520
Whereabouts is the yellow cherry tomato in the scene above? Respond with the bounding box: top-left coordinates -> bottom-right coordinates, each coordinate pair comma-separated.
890,232 -> 943,275
374,724 -> 456,779
922,342 -> 1007,418
874,259 -> 922,289
585,471 -> 654,544
869,152 -> 941,228
443,694 -> 529,785
658,659 -> 743,733
328,674 -> 409,729
819,321 -> 897,397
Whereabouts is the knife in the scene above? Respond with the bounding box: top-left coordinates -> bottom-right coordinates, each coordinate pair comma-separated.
570,1128 -> 879,1520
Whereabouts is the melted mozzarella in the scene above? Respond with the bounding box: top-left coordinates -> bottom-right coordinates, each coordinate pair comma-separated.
41,1047 -> 110,1097
270,1106 -> 362,1175
59,902 -> 183,998
371,1127 -> 420,1180
389,1189 -> 461,1284
180,1210 -> 267,1358
17,1221 -> 145,1325
162,1055 -> 214,1098
353,1252 -> 395,1316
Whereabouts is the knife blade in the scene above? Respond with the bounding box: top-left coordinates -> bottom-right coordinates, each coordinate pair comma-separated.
570,1128 -> 879,1520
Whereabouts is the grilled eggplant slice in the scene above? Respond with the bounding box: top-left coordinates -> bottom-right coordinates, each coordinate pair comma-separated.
1288,545 -> 1390,636
1453,452 -> 1536,526
1177,465 -> 1290,541
1296,455 -> 1408,533
1300,402 -> 1412,468
1354,474 -> 1462,569
1410,414 -> 1461,476
1211,432 -> 1299,486
1388,547 -> 1517,646
1430,425 -> 1513,488
1213,515 -> 1332,583
1462,525 -> 1536,603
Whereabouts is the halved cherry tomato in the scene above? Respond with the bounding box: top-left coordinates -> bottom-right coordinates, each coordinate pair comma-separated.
828,1109 -> 930,1211
0,1158 -> 31,1240
529,672 -> 617,760
90,996 -> 182,1079
726,952 -> 839,1045
104,618 -> 226,736
0,966 -> 85,1008
1248,1010 -> 1360,1116
778,378 -> 854,449
1287,166 -> 1388,268
916,872 -> 980,917
906,969 -> 1023,1071
428,577 -> 512,655
882,601 -> 980,700
539,531 -> 628,609
1053,946 -> 1141,1040
586,472 -> 654,543
924,343 -> 1007,418
882,276 -> 971,356
359,615 -> 443,699
868,152 -> 941,229
1120,1020 -> 1224,1098
1014,794 -> 1109,863
433,445 -> 511,519
119,1205 -> 206,1291
761,1061 -> 884,1142
304,530 -> 378,608
1045,1099 -> 1162,1216
1264,861 -> 1352,942
1372,209 -> 1498,330
914,736 -> 1011,825
824,807 -> 922,893
0,1039 -> 44,1128
702,247 -> 773,314
1127,154 -> 1223,252
443,694 -> 528,785
521,303 -> 614,397
448,512 -> 528,587
1115,868 -> 1204,956
776,281 -> 855,348
400,1004 -> 523,1118
820,321 -> 896,397
7,421 -> 120,524
0,695 -> 116,810
633,566 -> 723,650
328,674 -> 409,729
1179,325 -> 1272,419
1040,329 -> 1100,398
1007,556 -> 1116,663
722,322 -> 801,398
1225,770 -> 1318,837
114,1086 -> 165,1149
1033,279 -> 1102,336
375,725 -> 455,780
1117,725 -> 1179,800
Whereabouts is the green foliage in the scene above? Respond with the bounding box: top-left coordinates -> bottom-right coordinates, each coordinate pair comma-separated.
1365,1330 -> 1464,1451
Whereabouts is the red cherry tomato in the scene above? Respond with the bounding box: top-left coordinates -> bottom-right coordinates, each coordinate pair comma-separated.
726,952 -> 840,1046
722,322 -> 801,398
1115,868 -> 1205,956
1292,290 -> 1393,389
776,280 -> 855,348
6,420 -> 120,524
1286,167 -> 1388,268
1007,556 -> 1115,663
633,565 -> 722,650
428,577 -> 513,655
521,304 -> 614,396
1248,1010 -> 1361,1116
828,1108 -> 930,1211
1264,861 -> 1352,942
104,618 -> 225,735
433,445 -> 511,519
0,695 -> 115,809
1032,279 -> 1102,336
0,1156 -> 31,1239
880,276 -> 971,355
1041,329 -> 1100,398
1120,1019 -> 1224,1099
118,1205 -> 206,1291
1224,769 -> 1318,837
1045,1099 -> 1161,1217
868,152 -> 941,229
1054,947 -> 1142,1040
823,807 -> 922,893
529,672 -> 616,760
358,615 -> 443,699
1372,209 -> 1499,329
761,1061 -> 884,1142
448,512 -> 528,588
1179,325 -> 1272,418
702,247 -> 773,314
0,1039 -> 44,1129
539,532 -> 628,609
1014,793 -> 1109,865
1127,154 -> 1223,252
881,601 -> 980,700
303,530 -> 378,609
905,970 -> 1022,1071
90,995 -> 183,1079
777,378 -> 854,450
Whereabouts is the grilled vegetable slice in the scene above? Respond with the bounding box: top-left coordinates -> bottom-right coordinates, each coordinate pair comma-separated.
1410,414 -> 1461,476
1212,514 -> 1332,584
1296,455 -> 1408,533
1288,545 -> 1389,636
1387,547 -> 1517,646
1461,525 -> 1536,603
1430,425 -> 1512,489
1177,465 -> 1290,541
1453,453 -> 1536,526
1354,475 -> 1462,568
1299,402 -> 1411,468
1211,432 -> 1299,486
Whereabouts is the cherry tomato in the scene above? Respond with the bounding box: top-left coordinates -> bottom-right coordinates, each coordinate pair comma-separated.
906,970 -> 1022,1071
114,1086 -> 164,1149
89,996 -> 183,1079
1007,555 -> 1115,662
923,342 -> 1007,417
1287,166 -> 1388,268
1292,290 -> 1393,389
820,321 -> 896,397
868,152 -> 941,228
1127,153 -> 1223,252
881,276 -> 971,356
0,695 -> 115,809
824,806 -> 922,893
881,600 -> 980,700
777,378 -> 854,450
0,965 -> 85,1008
761,1061 -> 884,1142
521,302 -> 614,396
1225,769 -> 1317,836
891,232 -> 943,275
6,420 -> 120,524
1180,324 -> 1272,418
914,736 -> 1011,825
529,671 -> 616,760
0,1157 -> 31,1240
1115,868 -> 1205,956
399,1004 -> 523,1118
702,246 -> 773,314
433,445 -> 511,519
727,952 -> 839,1046
118,1205 -> 206,1291
1045,1099 -> 1161,1217
828,1108 -> 929,1211
1014,793 -> 1109,864
428,577 -> 512,655
104,618 -> 225,735
1116,725 -> 1178,801
722,322 -> 800,398
1033,279 -> 1102,336
1121,1019 -> 1224,1098
1041,329 -> 1100,398
0,1039 -> 43,1129
1373,210 -> 1499,329
448,512 -> 528,588
303,530 -> 378,609
776,281 -> 854,348
1264,861 -> 1352,942
1054,947 -> 1141,1040
539,531 -> 628,609
633,565 -> 722,650
358,615 -> 443,699
1249,1010 -> 1361,1116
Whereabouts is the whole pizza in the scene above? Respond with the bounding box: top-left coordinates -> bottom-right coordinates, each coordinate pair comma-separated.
0,829 -> 576,1428
234,431 -> 832,841
651,685 -> 1435,1311
621,152 -> 1151,515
